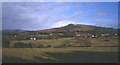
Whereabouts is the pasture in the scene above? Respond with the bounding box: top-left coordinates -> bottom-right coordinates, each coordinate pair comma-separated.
3,47 -> 118,63
11,37 -> 118,47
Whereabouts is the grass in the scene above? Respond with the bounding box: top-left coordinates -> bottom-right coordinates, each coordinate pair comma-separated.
12,38 -> 76,47
91,37 -> 118,46
2,47 -> 118,63
11,37 -> 118,47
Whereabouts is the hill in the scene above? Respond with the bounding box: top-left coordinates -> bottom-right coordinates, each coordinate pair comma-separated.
35,24 -> 94,32
2,24 -> 118,37
34,24 -> 118,34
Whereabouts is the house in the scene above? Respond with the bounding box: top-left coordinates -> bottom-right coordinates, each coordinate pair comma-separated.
101,34 -> 105,37
91,35 -> 95,38
50,33 -> 53,35
91,35 -> 97,38
114,34 -> 117,36
30,37 -> 36,40
101,33 -> 109,37
58,33 -> 63,35
33,38 -> 36,40
14,35 -> 17,37
76,34 -> 81,36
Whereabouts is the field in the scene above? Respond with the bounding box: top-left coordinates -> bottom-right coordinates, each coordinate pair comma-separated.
11,37 -> 118,47
12,38 -> 75,47
3,47 -> 118,63
2,37 -> 119,63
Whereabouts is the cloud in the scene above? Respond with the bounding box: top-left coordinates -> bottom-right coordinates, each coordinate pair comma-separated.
2,2 -> 118,30
51,20 -> 96,28
2,2 -> 72,30
51,20 -> 75,28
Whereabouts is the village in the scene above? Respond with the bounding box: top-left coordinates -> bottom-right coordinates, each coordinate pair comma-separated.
2,31 -> 117,48
14,32 -> 118,41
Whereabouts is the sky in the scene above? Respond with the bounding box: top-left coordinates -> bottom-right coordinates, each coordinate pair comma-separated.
2,2 -> 118,30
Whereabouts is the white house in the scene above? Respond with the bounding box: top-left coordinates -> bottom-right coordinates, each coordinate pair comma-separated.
58,33 -> 63,35
30,38 -> 33,40
91,35 -> 95,38
30,37 -> 36,40
14,35 -> 17,37
101,33 -> 109,37
50,33 -> 53,35
33,38 -> 36,40
101,34 -> 105,36
76,34 -> 81,36
114,34 -> 117,35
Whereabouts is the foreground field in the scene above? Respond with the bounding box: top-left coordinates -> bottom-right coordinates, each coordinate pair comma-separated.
3,47 -> 118,63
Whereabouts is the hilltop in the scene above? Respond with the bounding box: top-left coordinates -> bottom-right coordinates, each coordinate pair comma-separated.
33,24 -> 117,34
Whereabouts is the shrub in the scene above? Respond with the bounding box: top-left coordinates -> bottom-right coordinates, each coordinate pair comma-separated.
14,42 -> 26,48
2,40 -> 11,48
37,44 -> 45,48
45,45 -> 51,48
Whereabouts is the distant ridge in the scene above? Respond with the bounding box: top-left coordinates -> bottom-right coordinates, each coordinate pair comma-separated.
2,24 -> 117,34
34,24 -> 113,33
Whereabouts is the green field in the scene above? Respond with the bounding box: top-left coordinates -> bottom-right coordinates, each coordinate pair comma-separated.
11,37 -> 118,47
12,38 -> 75,47
3,47 -> 118,63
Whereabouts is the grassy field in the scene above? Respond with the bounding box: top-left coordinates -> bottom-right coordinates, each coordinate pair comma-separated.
12,38 -> 75,47
3,47 -> 118,63
11,37 -> 118,47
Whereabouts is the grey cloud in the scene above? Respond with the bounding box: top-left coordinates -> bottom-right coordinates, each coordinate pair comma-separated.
2,2 -> 71,30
